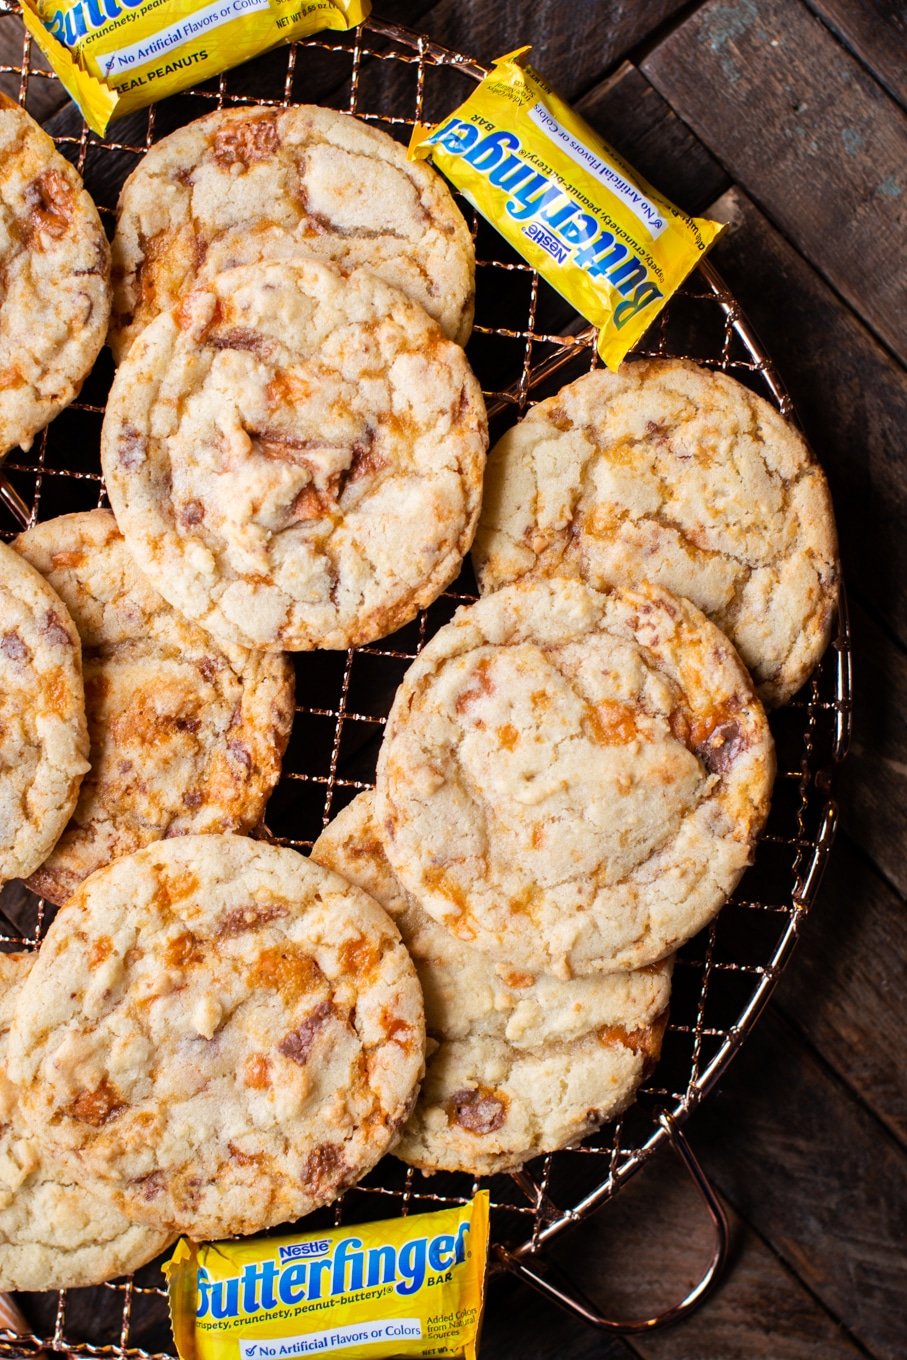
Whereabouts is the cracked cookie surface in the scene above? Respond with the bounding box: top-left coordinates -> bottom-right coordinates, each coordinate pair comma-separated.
13,511 -> 294,904
314,792 -> 671,1175
109,103 -> 474,360
0,953 -> 172,1291
101,259 -> 487,651
0,98 -> 110,459
376,577 -> 775,976
0,541 -> 89,884
472,359 -> 839,707
8,836 -> 426,1240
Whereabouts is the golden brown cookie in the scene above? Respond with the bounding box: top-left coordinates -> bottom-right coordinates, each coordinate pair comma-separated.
0,953 -> 172,1291
473,360 -> 839,706
14,511 -> 294,904
110,103 -> 474,360
0,97 -> 110,458
101,260 -> 487,651
9,836 -> 426,1240
314,793 -> 671,1175
376,577 -> 775,976
0,540 -> 89,885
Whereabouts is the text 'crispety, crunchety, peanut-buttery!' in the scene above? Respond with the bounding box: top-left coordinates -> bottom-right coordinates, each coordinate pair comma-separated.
165,1192 -> 490,1359
410,48 -> 725,369
19,0 -> 369,134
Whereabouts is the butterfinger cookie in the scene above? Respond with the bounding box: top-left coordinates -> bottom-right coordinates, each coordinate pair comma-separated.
473,360 -> 839,707
0,541 -> 89,884
110,103 -> 474,360
0,953 -> 172,1291
14,511 -> 294,904
314,793 -> 671,1175
376,577 -> 775,976
101,260 -> 487,652
9,836 -> 426,1240
0,97 -> 110,458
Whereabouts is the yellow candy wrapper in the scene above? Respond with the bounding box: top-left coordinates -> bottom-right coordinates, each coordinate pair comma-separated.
410,48 -> 725,370
164,1191 -> 490,1360
19,0 -> 370,135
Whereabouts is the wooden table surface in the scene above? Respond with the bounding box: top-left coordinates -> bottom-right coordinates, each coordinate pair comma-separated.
0,2 -> 904,1358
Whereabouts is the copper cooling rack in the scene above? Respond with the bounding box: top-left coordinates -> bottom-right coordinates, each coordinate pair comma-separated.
0,4 -> 852,1349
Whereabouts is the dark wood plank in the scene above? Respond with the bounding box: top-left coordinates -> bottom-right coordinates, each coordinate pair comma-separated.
687,1006 -> 907,1360
394,0 -> 691,99
705,187 -> 907,651
642,0 -> 907,363
482,1273 -> 637,1360
776,832 -> 907,1145
805,0 -> 907,109
835,603 -> 907,895
542,1145 -> 872,1360
576,62 -> 731,214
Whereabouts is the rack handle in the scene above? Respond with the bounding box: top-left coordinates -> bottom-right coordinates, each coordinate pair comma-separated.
496,1111 -> 729,1334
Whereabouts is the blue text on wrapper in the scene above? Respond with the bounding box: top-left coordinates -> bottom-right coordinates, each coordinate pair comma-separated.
425,117 -> 664,328
196,1220 -> 472,1320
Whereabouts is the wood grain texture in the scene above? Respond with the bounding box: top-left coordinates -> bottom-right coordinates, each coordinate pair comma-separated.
483,1132 -> 872,1360
706,187 -> 907,649
642,0 -> 907,362
576,62 -> 730,213
388,0 -> 690,98
546,1143 -> 872,1360
805,0 -> 907,108
776,830 -> 907,1145
689,1007 -> 907,1360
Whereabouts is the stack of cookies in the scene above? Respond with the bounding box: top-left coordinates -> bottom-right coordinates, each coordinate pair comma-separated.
316,355 -> 838,1175
0,836 -> 426,1289
0,98 -> 489,1289
0,88 -> 840,1292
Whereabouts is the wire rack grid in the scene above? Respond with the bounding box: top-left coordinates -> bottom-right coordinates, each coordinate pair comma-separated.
0,4 -> 852,1352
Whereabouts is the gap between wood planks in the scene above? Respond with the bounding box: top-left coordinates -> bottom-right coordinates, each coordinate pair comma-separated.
802,0 -> 907,111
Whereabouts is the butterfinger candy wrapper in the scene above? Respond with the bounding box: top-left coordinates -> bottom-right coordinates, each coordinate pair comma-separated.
164,1191 -> 490,1360
410,47 -> 725,370
19,0 -> 370,136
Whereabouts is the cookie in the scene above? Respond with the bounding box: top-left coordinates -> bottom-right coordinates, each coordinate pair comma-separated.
472,359 -> 839,707
313,792 -> 671,1175
101,259 -> 488,652
9,836 -> 426,1240
0,541 -> 89,884
0,96 -> 110,459
376,577 -> 775,977
109,103 -> 474,361
0,952 -> 172,1291
13,511 -> 294,905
